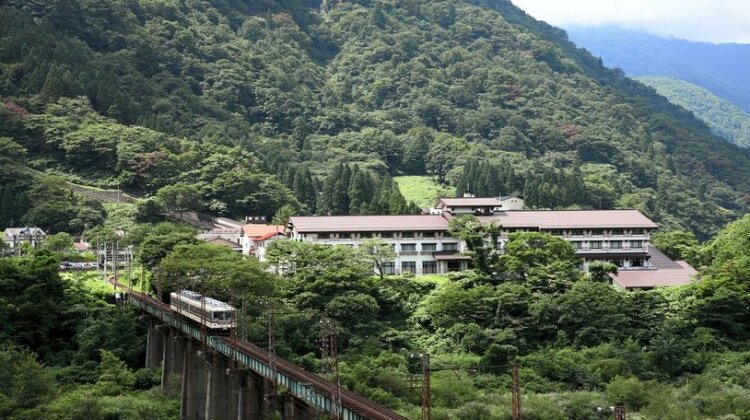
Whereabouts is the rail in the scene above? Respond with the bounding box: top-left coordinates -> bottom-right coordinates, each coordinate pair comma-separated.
119,282 -> 408,420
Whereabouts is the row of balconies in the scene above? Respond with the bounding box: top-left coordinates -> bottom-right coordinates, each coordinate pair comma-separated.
575,245 -> 649,253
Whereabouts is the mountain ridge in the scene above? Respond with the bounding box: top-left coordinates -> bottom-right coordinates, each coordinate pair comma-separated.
565,25 -> 750,113
1,0 -> 749,239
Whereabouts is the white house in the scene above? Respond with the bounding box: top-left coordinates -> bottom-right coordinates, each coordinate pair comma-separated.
241,224 -> 285,260
3,227 -> 46,253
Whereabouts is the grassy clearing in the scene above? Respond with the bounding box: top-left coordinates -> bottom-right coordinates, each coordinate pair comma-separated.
412,274 -> 451,287
394,176 -> 454,208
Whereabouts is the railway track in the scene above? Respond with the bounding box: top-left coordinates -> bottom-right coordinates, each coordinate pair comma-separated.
111,279 -> 408,420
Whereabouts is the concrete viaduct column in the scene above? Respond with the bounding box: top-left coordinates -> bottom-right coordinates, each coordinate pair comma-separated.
181,341 -> 209,420
161,327 -> 186,394
145,319 -> 165,369
206,354 -> 238,420
235,371 -> 272,420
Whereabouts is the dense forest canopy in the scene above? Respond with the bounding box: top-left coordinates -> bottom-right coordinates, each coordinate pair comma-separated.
1,0 -> 750,241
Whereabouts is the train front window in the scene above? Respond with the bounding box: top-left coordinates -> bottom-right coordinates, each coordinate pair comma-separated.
212,311 -> 232,321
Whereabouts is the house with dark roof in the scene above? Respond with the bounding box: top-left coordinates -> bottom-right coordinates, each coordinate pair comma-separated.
3,227 -> 46,254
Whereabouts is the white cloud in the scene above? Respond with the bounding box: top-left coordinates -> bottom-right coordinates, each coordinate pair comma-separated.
511,0 -> 750,43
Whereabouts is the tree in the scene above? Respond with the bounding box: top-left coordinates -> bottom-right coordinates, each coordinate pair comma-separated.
137,222 -> 197,269
448,215 -> 501,276
95,350 -> 135,396
357,238 -> 397,280
651,230 -> 699,262
43,232 -> 74,252
272,204 -> 295,225
500,232 -> 581,292
158,243 -> 277,302
0,344 -> 57,417
155,183 -> 202,218
587,261 -> 618,283
0,137 -> 27,163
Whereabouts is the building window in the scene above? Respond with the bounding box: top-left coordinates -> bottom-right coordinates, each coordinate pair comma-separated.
360,232 -> 372,238
632,229 -> 644,235
591,229 -> 604,236
549,229 -> 563,236
570,229 -> 583,236
610,241 -> 622,249
400,243 -> 417,254
611,229 -> 624,236
381,232 -> 393,238
318,233 -> 330,239
401,261 -> 416,274
590,241 -> 602,249
630,240 -> 643,249
422,261 -> 437,274
572,241 -> 582,250
338,232 -> 351,239
442,242 -> 458,252
423,231 -> 435,238
422,243 -> 437,252
382,262 -> 396,275
402,231 -> 414,238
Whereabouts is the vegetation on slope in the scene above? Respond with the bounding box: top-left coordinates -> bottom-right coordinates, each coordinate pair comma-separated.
566,25 -> 750,113
1,1 -> 750,239
638,76 -> 750,148
395,176 -> 454,208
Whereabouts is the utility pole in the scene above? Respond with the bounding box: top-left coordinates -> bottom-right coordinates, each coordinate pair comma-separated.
267,304 -> 278,397
421,353 -> 431,420
199,272 -> 207,351
614,405 -> 626,420
102,243 -> 108,281
320,314 -> 342,420
113,241 -> 118,290
511,363 -> 522,420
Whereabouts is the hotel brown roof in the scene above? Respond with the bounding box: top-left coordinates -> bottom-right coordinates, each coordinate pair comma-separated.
290,210 -> 658,232
477,210 -> 659,229
610,263 -> 697,289
289,215 -> 449,233
609,246 -> 697,289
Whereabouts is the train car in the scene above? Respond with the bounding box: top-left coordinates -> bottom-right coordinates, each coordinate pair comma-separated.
170,289 -> 236,330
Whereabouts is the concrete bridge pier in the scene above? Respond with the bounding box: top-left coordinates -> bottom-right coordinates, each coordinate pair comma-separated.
235,371 -> 272,420
207,354 -> 237,420
181,342 -> 209,420
162,328 -> 186,394
283,395 -> 320,420
145,320 -> 165,369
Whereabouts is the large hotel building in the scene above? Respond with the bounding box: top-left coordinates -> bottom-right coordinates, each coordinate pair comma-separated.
285,196 -> 697,290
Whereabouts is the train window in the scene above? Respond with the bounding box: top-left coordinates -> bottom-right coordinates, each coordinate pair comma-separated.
213,311 -> 232,321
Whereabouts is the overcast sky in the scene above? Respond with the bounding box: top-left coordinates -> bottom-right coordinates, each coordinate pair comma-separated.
511,0 -> 750,43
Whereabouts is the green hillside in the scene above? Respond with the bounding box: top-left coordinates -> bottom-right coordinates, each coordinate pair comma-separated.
395,176 -> 453,208
2,0 -> 750,240
638,76 -> 750,148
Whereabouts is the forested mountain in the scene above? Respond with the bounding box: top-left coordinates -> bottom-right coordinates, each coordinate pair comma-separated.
2,0 -> 750,238
638,76 -> 750,148
566,25 -> 750,113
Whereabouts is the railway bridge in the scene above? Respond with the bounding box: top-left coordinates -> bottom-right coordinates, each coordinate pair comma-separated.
126,287 -> 408,420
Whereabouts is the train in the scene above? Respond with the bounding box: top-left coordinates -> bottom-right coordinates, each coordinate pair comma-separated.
169,289 -> 236,330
